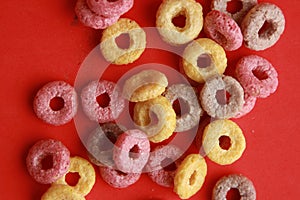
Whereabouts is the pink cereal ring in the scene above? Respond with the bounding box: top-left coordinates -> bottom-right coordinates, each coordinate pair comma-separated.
87,0 -> 134,17
33,81 -> 78,126
204,10 -> 243,51
81,80 -> 125,123
26,139 -> 70,184
99,166 -> 141,188
236,55 -> 278,98
113,129 -> 150,173
234,92 -> 257,118
146,145 -> 183,187
75,0 -> 119,29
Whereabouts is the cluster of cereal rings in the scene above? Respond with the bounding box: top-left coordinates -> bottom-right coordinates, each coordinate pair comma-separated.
26,139 -> 96,199
28,0 -> 286,199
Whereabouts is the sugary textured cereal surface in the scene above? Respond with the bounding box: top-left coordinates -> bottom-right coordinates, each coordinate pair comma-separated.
156,0 -> 203,45
75,0 -> 119,29
174,154 -> 207,199
87,0 -> 133,17
202,119 -> 246,165
33,81 -> 78,126
241,2 -> 285,51
182,38 -> 227,83
100,18 -> 146,65
204,10 -> 243,51
211,0 -> 257,24
41,185 -> 85,200
213,174 -> 256,200
134,96 -> 176,143
26,139 -> 70,184
53,156 -> 96,196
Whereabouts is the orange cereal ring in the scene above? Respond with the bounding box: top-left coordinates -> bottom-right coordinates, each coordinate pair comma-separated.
53,156 -> 96,196
182,38 -> 227,83
202,119 -> 246,165
174,154 -> 207,199
122,69 -> 168,102
41,185 -> 85,200
100,18 -> 146,65
134,96 -> 176,143
156,0 -> 203,45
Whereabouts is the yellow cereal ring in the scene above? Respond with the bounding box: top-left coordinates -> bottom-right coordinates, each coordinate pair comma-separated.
53,156 -> 96,196
182,38 -> 227,83
202,119 -> 246,165
134,96 -> 176,143
100,18 -> 146,65
123,69 -> 168,102
41,185 -> 85,200
174,154 -> 207,199
156,0 -> 203,45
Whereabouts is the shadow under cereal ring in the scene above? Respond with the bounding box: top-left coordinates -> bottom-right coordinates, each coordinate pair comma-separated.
100,18 -> 146,65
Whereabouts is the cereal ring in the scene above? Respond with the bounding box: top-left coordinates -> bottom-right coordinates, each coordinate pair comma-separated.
33,81 -> 78,126
87,0 -> 133,17
213,174 -> 256,200
86,123 -> 126,167
202,119 -> 246,165
81,80 -> 125,123
41,185 -> 85,200
236,55 -> 278,98
53,156 -> 96,196
146,145 -> 183,187
200,76 -> 244,119
174,154 -> 207,199
241,3 -> 285,51
100,18 -> 146,65
204,10 -> 243,51
113,129 -> 150,173
75,0 -> 119,29
163,84 -> 203,132
123,69 -> 168,102
26,139 -> 70,184
211,0 -> 257,24
99,166 -> 141,188
233,92 -> 257,118
134,96 -> 176,143
182,38 -> 227,83
156,0 -> 203,45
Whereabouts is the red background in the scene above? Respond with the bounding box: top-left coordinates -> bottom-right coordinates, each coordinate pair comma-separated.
1,0 -> 300,199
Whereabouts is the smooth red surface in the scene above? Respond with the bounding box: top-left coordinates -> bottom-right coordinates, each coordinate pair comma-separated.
0,0 -> 299,199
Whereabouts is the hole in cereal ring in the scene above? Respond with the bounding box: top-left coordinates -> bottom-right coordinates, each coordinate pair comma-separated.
97,93 -> 110,108
115,33 -> 131,49
258,21 -> 276,39
219,135 -> 231,150
129,144 -> 140,159
172,12 -> 187,29
149,110 -> 159,126
50,97 -> 65,111
252,67 -> 269,80
227,0 -> 243,14
107,0 -> 118,2
172,98 -> 190,118
189,170 -> 197,186
66,172 -> 80,186
116,170 -> 127,176
161,158 -> 177,171
226,188 -> 241,200
41,154 -> 53,170
197,54 -> 212,69
216,89 -> 231,105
